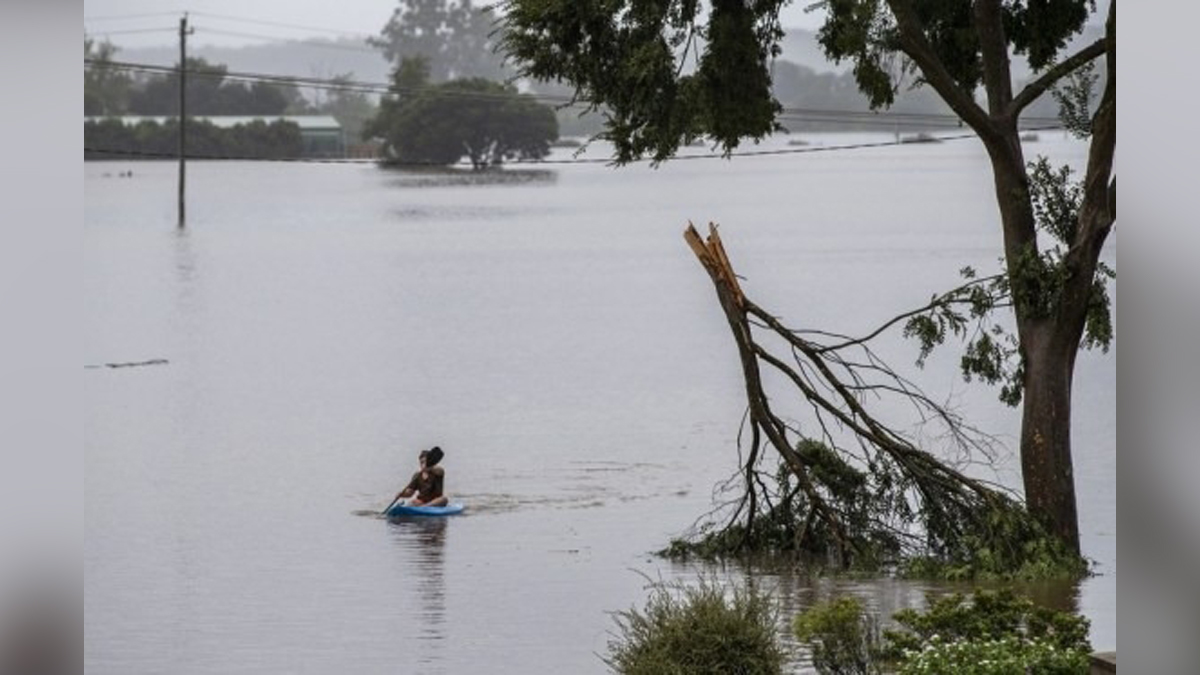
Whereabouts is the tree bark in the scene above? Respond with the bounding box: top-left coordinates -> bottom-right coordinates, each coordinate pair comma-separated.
1020,331 -> 1082,554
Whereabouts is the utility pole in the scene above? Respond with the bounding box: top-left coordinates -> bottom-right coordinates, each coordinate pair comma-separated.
178,13 -> 192,229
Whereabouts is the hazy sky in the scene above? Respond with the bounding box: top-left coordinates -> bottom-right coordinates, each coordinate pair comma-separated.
83,0 -> 1110,52
83,0 -> 831,50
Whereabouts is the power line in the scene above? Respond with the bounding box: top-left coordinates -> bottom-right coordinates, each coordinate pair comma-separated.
192,27 -> 378,54
84,146 -> 377,164
187,10 -> 375,40
85,58 -> 1065,127
83,11 -> 184,23
85,58 -> 581,103
85,27 -> 179,37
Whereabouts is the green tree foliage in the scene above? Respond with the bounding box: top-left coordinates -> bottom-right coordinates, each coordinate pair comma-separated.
501,0 -> 782,163
901,157 -> 1114,409
84,118 -> 303,160
315,73 -> 378,142
124,58 -> 308,116
367,57 -> 557,169
793,591 -> 1090,675
84,38 -> 132,116
371,0 -> 508,82
793,597 -> 883,675
605,577 -> 787,675
885,590 -> 1091,675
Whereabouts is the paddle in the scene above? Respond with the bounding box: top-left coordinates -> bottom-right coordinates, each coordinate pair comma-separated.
381,494 -> 403,516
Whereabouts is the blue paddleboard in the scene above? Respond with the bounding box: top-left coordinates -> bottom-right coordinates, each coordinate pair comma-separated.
386,502 -> 465,517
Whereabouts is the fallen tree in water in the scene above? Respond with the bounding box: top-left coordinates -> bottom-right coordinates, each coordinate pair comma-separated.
666,223 -> 1086,580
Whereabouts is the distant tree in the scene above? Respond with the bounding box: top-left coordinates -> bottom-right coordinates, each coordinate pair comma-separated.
371,0 -> 508,82
85,118 -> 303,160
366,57 -> 557,169
125,58 -> 307,116
317,73 -> 378,142
267,78 -> 316,115
526,78 -> 608,138
84,38 -> 132,116
501,0 -> 1115,559
128,57 -> 223,114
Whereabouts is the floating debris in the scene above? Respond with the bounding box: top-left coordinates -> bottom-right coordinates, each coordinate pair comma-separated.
900,132 -> 942,144
85,358 -> 169,369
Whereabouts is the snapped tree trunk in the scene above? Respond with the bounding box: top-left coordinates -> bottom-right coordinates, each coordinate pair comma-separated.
677,222 -> 1087,576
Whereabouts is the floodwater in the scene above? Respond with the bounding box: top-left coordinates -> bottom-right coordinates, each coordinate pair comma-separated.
85,132 -> 1114,673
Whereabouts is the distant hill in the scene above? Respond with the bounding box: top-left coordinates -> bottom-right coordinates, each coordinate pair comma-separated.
778,28 -> 845,74
778,23 -> 1106,81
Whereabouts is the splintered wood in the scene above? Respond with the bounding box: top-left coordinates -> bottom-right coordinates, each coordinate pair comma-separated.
684,222 -> 744,308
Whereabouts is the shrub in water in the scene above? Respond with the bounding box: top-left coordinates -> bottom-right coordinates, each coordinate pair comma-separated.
793,590 -> 1091,675
604,577 -> 787,675
792,596 -> 884,675
886,589 -> 1092,675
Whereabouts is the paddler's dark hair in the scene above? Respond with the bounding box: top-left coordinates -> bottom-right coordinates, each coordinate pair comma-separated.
425,446 -> 444,467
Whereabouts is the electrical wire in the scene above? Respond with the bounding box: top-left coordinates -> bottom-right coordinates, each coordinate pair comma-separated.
187,10 -> 375,40
85,58 -> 1065,127
83,11 -> 185,23
193,28 -> 378,54
84,27 -> 179,37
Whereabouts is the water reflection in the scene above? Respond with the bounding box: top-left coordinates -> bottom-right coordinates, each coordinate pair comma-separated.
390,205 -> 547,222
382,167 -> 557,188
172,228 -> 200,316
387,517 -> 448,665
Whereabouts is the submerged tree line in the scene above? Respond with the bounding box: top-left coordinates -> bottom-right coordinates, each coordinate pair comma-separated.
84,117 -> 305,161
83,19 -> 559,167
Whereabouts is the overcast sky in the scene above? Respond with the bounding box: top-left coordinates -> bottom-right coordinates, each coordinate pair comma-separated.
83,0 -> 1110,52
83,0 -> 832,50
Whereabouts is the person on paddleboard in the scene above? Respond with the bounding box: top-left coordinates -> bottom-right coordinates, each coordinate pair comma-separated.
392,446 -> 449,507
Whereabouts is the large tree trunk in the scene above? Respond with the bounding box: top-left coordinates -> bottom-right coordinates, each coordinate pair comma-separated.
1020,330 -> 1082,554
983,134 -> 1091,555
887,0 -> 1114,558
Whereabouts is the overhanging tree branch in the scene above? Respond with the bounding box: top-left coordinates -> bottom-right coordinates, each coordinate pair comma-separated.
884,0 -> 996,140
1009,38 -> 1107,118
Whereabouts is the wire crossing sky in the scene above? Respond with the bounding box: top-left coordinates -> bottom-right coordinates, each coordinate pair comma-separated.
82,1 -> 831,49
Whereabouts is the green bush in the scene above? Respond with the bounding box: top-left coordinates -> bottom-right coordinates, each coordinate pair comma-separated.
884,590 -> 1090,657
605,577 -> 787,675
897,635 -> 1089,674
793,597 -> 884,675
886,590 -> 1091,675
792,590 -> 1091,675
